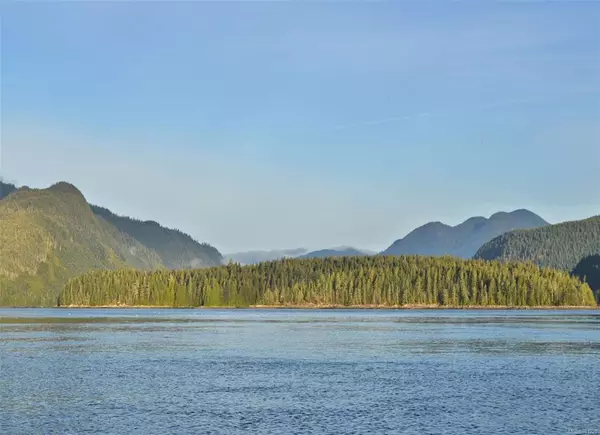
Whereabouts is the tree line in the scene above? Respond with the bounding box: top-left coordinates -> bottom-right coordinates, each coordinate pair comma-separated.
60,256 -> 597,307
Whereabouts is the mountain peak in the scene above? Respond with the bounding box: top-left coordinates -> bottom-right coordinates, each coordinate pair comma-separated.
382,210 -> 549,258
416,221 -> 451,232
48,181 -> 84,195
490,209 -> 546,222
47,182 -> 89,206
463,216 -> 486,223
489,211 -> 509,219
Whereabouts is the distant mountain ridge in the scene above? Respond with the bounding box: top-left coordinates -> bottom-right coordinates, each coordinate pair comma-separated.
300,247 -> 372,259
224,248 -> 307,265
474,216 -> 600,271
91,205 -> 222,269
382,209 -> 549,259
226,247 -> 375,263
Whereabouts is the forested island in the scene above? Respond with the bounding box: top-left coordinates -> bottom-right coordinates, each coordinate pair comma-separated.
60,256 -> 596,308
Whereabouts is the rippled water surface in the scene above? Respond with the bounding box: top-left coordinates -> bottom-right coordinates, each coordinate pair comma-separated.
1,309 -> 599,435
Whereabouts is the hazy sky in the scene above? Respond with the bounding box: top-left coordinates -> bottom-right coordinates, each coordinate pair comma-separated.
1,1 -> 599,253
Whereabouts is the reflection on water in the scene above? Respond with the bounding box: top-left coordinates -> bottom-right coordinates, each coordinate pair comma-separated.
1,309 -> 599,434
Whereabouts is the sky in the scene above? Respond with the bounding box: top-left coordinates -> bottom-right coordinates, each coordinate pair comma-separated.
1,1 -> 599,254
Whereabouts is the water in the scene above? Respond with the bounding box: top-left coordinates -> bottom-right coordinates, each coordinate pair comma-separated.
1,309 -> 599,435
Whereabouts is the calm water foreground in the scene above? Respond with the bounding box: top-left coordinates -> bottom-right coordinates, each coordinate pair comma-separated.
1,309 -> 599,435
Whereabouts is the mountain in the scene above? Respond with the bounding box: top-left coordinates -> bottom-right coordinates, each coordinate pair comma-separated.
0,181 -> 223,306
300,247 -> 371,259
572,255 -> 600,302
2,180 -> 222,270
225,248 -> 307,265
0,182 -> 162,306
382,209 -> 549,258
91,205 -> 222,269
474,216 -> 600,271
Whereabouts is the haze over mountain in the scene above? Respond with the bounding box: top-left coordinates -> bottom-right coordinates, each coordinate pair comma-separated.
91,205 -> 222,269
475,216 -> 600,271
300,247 -> 372,259
382,210 -> 548,259
224,249 -> 308,265
0,181 -> 223,306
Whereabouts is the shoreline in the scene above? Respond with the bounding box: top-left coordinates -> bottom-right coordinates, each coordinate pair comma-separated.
53,304 -> 600,310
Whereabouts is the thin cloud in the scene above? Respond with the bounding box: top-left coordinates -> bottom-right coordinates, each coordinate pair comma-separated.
333,90 -> 599,131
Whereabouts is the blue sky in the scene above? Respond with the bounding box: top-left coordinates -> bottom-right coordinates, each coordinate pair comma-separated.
1,1 -> 599,253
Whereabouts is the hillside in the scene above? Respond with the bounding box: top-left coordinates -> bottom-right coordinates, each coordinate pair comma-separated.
300,247 -> 371,259
225,248 -> 307,265
474,216 -> 600,271
61,256 -> 596,307
382,210 -> 548,258
2,181 -> 222,270
0,183 -> 162,306
91,206 -> 222,269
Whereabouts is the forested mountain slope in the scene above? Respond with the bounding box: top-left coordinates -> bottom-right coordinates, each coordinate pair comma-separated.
474,216 -> 600,271
91,206 -> 222,268
0,183 -> 162,306
61,256 -> 595,308
2,181 -> 222,270
382,210 -> 548,258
